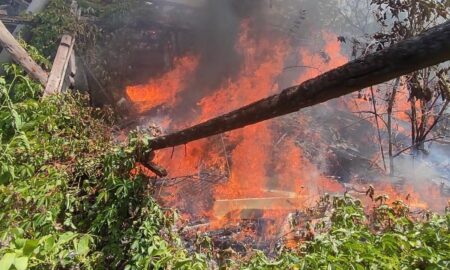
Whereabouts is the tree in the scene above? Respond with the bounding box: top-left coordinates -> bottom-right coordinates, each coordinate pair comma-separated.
353,0 -> 450,175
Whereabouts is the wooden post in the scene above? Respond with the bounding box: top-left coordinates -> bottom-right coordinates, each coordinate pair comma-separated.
0,20 -> 48,85
44,35 -> 75,96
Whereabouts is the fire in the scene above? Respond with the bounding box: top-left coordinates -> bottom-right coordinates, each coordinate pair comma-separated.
347,78 -> 412,132
126,55 -> 199,113
295,32 -> 348,84
125,18 -> 449,244
367,179 -> 448,211
200,26 -> 349,230
198,21 -> 288,120
203,23 -> 289,201
274,139 -> 344,199
131,24 -> 352,233
154,138 -> 228,178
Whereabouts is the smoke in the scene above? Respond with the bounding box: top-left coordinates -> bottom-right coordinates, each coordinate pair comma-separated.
395,143 -> 450,185
171,0 -> 270,120
127,0 -> 449,219
168,0 -> 338,123
188,1 -> 241,91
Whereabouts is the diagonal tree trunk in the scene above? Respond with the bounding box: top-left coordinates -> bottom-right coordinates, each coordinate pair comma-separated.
148,20 -> 450,151
0,0 -> 51,65
0,20 -> 48,85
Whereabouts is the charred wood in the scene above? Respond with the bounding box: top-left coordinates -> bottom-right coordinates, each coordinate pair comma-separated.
144,161 -> 168,178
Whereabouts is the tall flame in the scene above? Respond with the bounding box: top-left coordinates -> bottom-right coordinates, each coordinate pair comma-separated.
201,21 -> 289,200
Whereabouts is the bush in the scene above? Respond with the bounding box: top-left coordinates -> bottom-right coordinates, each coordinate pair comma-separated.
244,195 -> 450,269
0,63 -> 207,269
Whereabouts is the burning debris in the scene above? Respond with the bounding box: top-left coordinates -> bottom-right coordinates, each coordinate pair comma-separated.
117,0 -> 450,257
1,0 -> 450,269
177,192 -> 334,257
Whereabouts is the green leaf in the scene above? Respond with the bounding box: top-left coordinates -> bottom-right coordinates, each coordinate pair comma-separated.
0,253 -> 15,270
14,256 -> 28,270
22,239 -> 39,256
57,232 -> 77,245
14,133 -> 30,150
42,235 -> 56,251
76,235 -> 91,256
0,171 -> 10,185
14,238 -> 27,249
0,163 -> 13,185
11,110 -> 22,130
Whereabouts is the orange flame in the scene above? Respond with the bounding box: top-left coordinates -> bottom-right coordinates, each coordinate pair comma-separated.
126,56 -> 199,112
295,32 -> 348,84
126,20 -> 449,242
200,21 -> 289,202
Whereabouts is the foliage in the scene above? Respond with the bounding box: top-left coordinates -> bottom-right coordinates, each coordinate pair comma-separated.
367,0 -> 450,154
29,0 -> 98,58
371,0 -> 449,41
244,195 -> 450,270
78,0 -> 142,29
349,0 -> 450,174
29,0 -> 154,92
0,60 -> 207,269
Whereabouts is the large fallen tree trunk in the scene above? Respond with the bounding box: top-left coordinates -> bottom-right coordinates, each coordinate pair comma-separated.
149,20 -> 450,151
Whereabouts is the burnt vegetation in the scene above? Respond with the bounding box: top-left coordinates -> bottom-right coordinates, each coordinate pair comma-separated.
0,0 -> 449,269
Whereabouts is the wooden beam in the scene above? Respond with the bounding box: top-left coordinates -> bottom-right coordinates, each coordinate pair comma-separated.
44,35 -> 74,96
150,0 -> 204,9
213,196 -> 308,218
0,20 -> 48,85
0,0 -> 50,64
147,20 -> 450,151
0,15 -> 33,25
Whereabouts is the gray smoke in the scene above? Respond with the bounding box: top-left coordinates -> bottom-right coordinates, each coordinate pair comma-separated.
171,0 -> 271,121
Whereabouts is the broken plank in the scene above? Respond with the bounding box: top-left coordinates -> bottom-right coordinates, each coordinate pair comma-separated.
213,196 -> 309,218
44,35 -> 74,96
